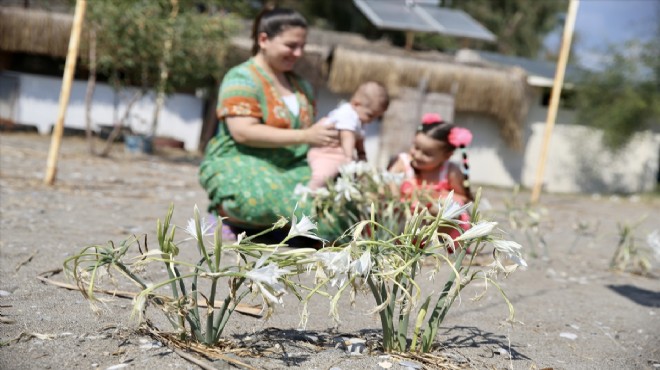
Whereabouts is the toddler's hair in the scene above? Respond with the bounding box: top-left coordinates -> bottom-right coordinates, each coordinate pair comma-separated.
353,81 -> 390,112
418,113 -> 473,200
251,7 -> 307,55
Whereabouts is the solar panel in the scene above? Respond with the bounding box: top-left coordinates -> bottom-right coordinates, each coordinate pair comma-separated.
354,0 -> 496,42
420,6 -> 496,41
354,0 -> 436,32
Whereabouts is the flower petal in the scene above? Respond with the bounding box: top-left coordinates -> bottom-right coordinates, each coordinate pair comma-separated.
455,221 -> 497,241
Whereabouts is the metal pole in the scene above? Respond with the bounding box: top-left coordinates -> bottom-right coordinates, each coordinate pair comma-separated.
44,0 -> 86,185
530,0 -> 579,203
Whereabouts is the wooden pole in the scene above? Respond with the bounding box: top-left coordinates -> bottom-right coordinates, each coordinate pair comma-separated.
530,0 -> 579,203
405,31 -> 415,51
44,0 -> 86,185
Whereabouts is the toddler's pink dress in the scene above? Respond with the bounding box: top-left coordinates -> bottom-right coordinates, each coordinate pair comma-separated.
397,153 -> 471,247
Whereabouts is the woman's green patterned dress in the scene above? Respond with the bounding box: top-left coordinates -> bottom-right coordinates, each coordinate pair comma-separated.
199,58 -> 316,229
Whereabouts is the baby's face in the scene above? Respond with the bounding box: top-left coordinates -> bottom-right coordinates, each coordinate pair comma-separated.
354,103 -> 384,124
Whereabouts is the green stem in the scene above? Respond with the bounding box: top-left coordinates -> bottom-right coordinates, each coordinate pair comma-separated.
396,292 -> 410,351
396,265 -> 417,351
367,276 -> 393,351
410,296 -> 431,352
172,266 -> 201,340
205,278 -> 219,344
161,255 -> 179,299
114,262 -> 148,289
158,253 -> 186,336
212,295 -> 232,341
420,247 -> 467,353
214,288 -> 250,343
214,232 -> 222,272
189,259 -> 207,342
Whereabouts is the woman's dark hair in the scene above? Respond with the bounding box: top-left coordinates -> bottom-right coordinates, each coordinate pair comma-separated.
251,7 -> 308,55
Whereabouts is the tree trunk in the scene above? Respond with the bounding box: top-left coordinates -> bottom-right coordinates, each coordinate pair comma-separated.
84,26 -> 97,155
199,79 -> 221,152
99,91 -> 142,157
150,0 -> 179,138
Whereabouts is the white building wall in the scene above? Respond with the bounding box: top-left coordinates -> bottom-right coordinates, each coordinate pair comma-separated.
452,112 -> 519,188
456,103 -> 659,194
4,72 -> 203,151
3,72 -> 657,194
523,105 -> 659,193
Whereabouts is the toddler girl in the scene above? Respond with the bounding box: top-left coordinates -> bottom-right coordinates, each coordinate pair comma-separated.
388,113 -> 473,241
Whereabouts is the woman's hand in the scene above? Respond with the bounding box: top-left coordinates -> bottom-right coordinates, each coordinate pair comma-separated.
303,118 -> 339,147
226,116 -> 338,148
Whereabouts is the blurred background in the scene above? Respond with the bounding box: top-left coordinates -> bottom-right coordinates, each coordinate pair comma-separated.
0,0 -> 658,194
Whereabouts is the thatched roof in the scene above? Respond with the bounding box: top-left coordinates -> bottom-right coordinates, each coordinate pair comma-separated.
0,6 -> 74,58
327,45 -> 530,149
1,6 -> 530,148
228,23 -> 530,148
227,23 -> 384,88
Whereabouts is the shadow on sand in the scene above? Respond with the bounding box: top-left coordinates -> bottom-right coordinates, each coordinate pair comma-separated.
607,284 -> 660,308
439,326 -> 531,360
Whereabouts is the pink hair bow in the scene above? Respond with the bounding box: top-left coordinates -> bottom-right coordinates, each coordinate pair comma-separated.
448,127 -> 473,147
421,113 -> 443,125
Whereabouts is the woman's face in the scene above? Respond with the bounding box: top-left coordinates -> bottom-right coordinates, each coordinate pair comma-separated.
409,133 -> 452,171
258,26 -> 307,73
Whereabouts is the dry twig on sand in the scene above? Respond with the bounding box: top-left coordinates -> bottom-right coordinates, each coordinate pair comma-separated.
15,251 -> 38,272
142,321 -> 258,370
36,269 -> 263,317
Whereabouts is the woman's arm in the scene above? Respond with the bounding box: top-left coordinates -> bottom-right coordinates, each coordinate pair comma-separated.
226,116 -> 339,148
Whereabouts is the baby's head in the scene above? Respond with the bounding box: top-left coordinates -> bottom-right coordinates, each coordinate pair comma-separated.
350,81 -> 389,124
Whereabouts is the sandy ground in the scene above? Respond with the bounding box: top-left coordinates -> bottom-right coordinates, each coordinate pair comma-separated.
1,132 -> 659,370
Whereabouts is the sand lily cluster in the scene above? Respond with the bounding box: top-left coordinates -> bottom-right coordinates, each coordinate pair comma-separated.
65,162 -> 527,353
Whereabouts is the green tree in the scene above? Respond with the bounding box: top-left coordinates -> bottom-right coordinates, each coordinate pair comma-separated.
575,38 -> 660,151
281,0 -> 566,57
82,0 -> 240,141
445,0 -> 567,56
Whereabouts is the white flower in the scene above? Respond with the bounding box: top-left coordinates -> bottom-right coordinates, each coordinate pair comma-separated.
350,250 -> 372,277
184,215 -> 214,241
455,221 -> 497,241
245,261 -> 290,305
339,161 -> 359,176
289,212 -> 324,242
334,177 -> 361,201
236,231 -> 246,244
647,230 -> 660,261
439,191 -> 472,221
340,161 -> 371,177
294,183 -> 314,201
246,262 -> 289,286
314,187 -> 330,198
294,183 -> 331,199
313,247 -> 352,286
492,240 -> 527,268
380,171 -> 405,186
